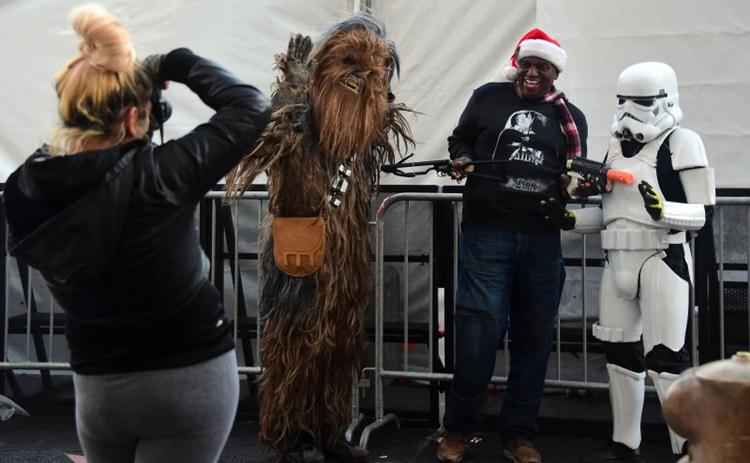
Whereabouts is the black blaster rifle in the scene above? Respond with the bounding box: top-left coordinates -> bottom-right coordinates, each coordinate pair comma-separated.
382,154 -> 635,195
381,153 -> 514,179
380,153 -> 453,177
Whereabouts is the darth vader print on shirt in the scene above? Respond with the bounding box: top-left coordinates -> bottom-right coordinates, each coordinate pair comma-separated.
489,109 -> 562,198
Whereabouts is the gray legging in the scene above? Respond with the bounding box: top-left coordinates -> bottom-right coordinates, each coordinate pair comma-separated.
74,349 -> 239,463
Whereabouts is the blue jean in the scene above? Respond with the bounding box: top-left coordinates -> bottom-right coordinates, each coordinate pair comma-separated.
445,224 -> 564,439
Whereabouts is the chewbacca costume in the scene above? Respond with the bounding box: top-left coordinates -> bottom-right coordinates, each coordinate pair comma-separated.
227,15 -> 413,462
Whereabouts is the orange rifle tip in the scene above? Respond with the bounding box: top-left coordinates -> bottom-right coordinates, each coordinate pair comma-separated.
607,170 -> 634,185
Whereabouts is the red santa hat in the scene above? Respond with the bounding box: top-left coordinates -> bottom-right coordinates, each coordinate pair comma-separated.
504,27 -> 567,81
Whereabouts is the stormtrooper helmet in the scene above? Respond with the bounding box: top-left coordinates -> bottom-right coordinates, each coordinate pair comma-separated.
610,62 -> 682,142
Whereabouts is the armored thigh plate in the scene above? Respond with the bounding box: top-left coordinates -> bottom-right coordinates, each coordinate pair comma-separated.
605,249 -> 661,300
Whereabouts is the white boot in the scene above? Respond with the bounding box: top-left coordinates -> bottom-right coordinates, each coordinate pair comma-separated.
607,363 -> 646,450
648,370 -> 687,454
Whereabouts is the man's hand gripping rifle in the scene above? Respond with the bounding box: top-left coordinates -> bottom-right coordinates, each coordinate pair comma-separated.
564,158 -> 634,197
545,159 -> 634,230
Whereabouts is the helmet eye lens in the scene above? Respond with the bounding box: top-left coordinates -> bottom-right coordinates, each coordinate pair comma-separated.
617,96 -> 659,107
633,98 -> 655,107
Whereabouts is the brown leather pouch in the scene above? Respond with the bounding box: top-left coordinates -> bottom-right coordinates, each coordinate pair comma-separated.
272,216 -> 326,277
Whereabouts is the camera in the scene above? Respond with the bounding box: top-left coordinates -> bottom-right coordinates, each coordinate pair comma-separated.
148,85 -> 172,143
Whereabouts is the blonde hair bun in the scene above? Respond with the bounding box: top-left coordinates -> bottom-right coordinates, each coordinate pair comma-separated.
70,3 -> 135,73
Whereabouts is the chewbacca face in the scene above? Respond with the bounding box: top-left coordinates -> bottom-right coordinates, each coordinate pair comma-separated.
310,24 -> 395,159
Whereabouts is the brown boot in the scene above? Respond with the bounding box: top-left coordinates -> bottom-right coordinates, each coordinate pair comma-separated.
503,437 -> 542,463
436,433 -> 466,463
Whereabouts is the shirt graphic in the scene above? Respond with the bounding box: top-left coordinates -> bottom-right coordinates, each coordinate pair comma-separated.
489,110 -> 556,195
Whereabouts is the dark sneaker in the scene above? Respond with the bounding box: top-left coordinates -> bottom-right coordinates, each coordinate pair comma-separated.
436,432 -> 466,463
503,437 -> 542,463
579,441 -> 645,463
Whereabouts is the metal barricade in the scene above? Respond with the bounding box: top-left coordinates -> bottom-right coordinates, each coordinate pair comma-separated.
0,191 -> 748,452
355,193 -> 750,448
715,197 -> 750,359
206,191 -> 267,377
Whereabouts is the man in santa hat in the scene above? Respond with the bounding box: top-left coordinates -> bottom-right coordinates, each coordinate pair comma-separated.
437,28 -> 588,463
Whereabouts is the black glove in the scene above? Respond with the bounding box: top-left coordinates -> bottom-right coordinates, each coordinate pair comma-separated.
158,48 -> 198,84
638,180 -> 663,221
540,197 -> 576,231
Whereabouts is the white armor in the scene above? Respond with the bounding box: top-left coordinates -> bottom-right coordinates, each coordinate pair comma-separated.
572,62 -> 715,455
603,129 -> 707,233
608,364 -> 646,450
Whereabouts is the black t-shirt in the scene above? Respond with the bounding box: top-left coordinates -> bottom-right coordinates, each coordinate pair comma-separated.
448,82 -> 588,231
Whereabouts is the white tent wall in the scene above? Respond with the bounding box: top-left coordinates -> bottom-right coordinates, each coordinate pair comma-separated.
539,0 -> 750,188
374,0 -> 536,186
375,0 -> 750,188
0,0 -> 352,180
3,1 -> 746,185
1,1 -> 748,374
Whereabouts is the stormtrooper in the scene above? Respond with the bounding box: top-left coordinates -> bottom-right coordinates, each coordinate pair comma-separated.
563,62 -> 716,462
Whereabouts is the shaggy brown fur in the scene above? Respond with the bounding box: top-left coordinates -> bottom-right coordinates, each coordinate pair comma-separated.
226,15 -> 413,456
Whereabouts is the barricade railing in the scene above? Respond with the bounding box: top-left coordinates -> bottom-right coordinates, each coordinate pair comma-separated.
714,197 -> 750,359
354,193 -> 750,449
0,191 -> 748,450
205,191 -> 267,376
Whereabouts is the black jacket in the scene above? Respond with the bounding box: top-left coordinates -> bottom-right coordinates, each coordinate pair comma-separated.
3,49 -> 270,374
